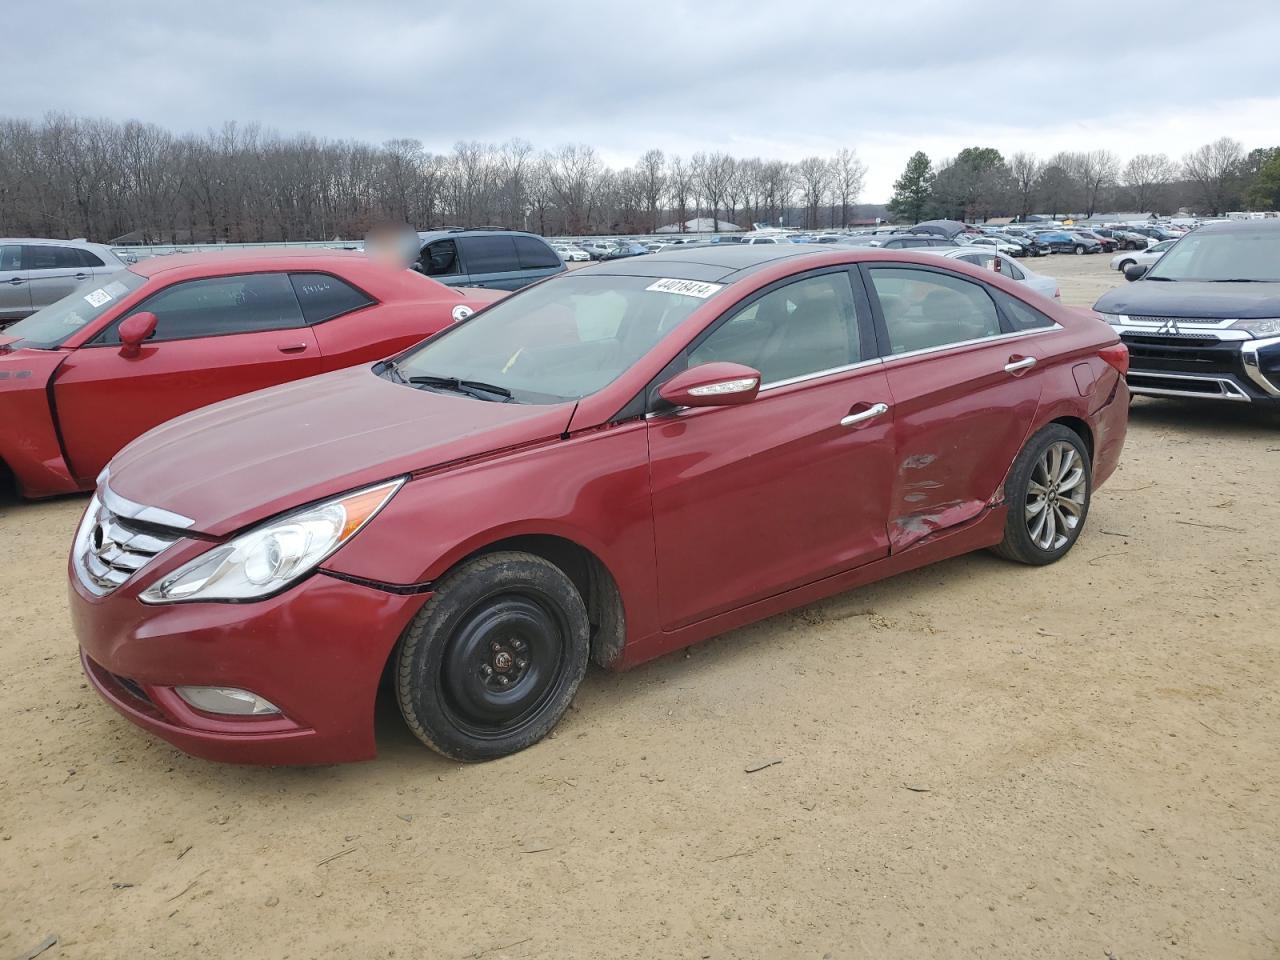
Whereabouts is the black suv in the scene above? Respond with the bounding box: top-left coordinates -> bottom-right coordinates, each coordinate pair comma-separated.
1094,220 -> 1280,406
415,229 -> 565,290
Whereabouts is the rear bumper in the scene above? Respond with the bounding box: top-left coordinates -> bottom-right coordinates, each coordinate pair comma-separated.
72,571 -> 428,765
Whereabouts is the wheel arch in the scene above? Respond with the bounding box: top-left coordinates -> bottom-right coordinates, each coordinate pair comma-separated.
1048,415 -> 1094,462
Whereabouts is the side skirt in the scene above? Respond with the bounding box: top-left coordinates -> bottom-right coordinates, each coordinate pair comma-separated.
614,505 -> 1009,670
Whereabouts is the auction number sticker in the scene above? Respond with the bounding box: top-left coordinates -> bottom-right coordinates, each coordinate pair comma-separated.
83,288 -> 113,308
646,278 -> 723,299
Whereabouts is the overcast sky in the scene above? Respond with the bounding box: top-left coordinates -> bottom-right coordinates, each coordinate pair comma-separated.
14,1 -> 1280,201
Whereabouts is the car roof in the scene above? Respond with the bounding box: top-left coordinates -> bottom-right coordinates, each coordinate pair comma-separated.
416,229 -> 549,244
1195,219 -> 1280,234
573,243 -> 850,283
127,248 -> 372,279
2,237 -> 117,252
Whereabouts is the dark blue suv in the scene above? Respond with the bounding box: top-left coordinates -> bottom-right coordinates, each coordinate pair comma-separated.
415,229 -> 566,290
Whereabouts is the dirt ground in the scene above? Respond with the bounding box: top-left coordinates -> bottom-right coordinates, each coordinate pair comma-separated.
2,252 -> 1277,960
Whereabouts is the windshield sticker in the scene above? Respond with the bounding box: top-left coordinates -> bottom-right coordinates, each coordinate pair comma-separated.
646,278 -> 723,299
83,288 -> 113,308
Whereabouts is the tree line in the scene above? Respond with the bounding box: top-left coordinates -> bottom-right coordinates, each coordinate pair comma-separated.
0,114 -> 872,243
888,139 -> 1280,224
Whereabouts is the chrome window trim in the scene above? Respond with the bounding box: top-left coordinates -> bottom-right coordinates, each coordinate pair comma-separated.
758,356 -> 884,392
1241,334 -> 1280,397
100,484 -> 196,530
879,324 -> 1061,364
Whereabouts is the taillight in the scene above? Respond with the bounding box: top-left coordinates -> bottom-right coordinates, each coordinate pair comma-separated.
1099,343 -> 1129,376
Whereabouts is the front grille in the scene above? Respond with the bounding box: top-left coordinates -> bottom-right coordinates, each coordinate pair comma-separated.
1127,315 -> 1229,328
114,674 -> 151,705
77,501 -> 181,597
1127,371 -> 1250,401
1122,334 -> 1240,376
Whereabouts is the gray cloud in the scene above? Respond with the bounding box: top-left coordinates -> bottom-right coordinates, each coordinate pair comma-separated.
13,0 -> 1280,199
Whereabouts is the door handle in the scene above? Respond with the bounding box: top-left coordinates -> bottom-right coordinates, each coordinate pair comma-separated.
1004,356 -> 1037,374
276,342 -> 309,354
840,402 -> 890,427
75,273 -> 89,281
6,277 -> 23,285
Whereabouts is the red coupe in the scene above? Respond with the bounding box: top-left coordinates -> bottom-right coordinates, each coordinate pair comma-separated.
70,245 -> 1129,765
0,250 -> 502,498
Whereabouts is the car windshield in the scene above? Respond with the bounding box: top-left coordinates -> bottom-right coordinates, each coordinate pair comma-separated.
391,274 -> 717,403
1147,229 -> 1280,281
3,270 -> 146,348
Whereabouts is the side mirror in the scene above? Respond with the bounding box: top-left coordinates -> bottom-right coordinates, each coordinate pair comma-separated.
1124,264 -> 1149,282
118,311 -> 157,358
658,362 -> 762,409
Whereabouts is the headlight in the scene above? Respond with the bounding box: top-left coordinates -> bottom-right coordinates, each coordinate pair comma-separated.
140,478 -> 403,604
1229,317 -> 1280,337
1097,312 -> 1127,325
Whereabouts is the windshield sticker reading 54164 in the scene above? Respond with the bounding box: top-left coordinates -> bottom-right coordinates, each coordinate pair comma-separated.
646,278 -> 723,299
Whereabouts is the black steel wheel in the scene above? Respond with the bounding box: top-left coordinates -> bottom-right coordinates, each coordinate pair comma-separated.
396,551 -> 590,761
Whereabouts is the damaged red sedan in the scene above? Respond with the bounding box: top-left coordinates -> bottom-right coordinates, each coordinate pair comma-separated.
70,245 -> 1129,764
0,250 -> 500,498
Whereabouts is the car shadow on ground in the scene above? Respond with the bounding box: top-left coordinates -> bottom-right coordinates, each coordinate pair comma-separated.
1128,396 -> 1280,436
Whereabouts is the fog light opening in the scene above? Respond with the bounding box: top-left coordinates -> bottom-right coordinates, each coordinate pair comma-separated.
175,686 -> 281,716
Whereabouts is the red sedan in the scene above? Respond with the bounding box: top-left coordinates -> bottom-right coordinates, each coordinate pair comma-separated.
69,245 -> 1129,765
0,250 -> 501,498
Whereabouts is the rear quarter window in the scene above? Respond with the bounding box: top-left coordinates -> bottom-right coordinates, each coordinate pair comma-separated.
289,272 -> 375,324
514,236 -> 562,270
993,289 -> 1055,331
460,235 -> 519,273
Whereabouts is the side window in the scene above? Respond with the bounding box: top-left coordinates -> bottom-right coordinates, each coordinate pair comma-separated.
23,245 -> 83,270
993,289 -> 1055,332
513,236 -> 561,269
420,240 -> 461,277
1004,259 -> 1026,281
689,272 -> 863,385
289,272 -> 375,324
958,254 -> 985,267
77,249 -> 106,268
460,235 -> 520,274
106,273 -> 304,343
0,244 -> 20,272
868,267 -> 1001,355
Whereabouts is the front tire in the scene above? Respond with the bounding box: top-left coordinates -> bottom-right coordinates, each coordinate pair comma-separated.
1118,259 -> 1135,272
1074,244 -> 1085,255
396,551 -> 590,761
992,425 -> 1092,566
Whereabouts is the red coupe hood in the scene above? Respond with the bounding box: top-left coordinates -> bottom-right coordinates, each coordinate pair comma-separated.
105,365 -> 576,536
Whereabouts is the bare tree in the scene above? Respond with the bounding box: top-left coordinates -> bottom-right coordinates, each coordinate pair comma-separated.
829,148 -> 867,227
1076,149 -> 1120,217
636,149 -> 665,233
1121,153 -> 1177,214
1008,152 -> 1042,221
795,156 -> 829,229
1182,137 -> 1244,215
666,155 -> 693,231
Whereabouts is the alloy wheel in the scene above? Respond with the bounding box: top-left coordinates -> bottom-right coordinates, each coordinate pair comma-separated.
1025,441 -> 1086,551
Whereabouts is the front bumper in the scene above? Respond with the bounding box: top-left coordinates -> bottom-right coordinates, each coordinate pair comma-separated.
1119,331 -> 1280,405
72,570 -> 429,765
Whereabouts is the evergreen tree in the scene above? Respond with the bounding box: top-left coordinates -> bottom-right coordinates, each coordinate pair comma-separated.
888,152 -> 935,224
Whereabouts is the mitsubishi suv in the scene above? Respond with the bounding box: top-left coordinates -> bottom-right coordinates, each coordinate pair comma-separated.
1094,220 -> 1280,406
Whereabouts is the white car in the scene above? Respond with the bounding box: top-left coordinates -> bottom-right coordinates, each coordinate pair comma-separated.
551,243 -> 591,263
1111,238 -> 1176,273
741,235 -> 794,245
925,247 -> 1061,300
962,235 -> 1024,256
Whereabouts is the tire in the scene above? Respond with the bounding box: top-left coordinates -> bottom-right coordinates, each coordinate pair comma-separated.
1073,244 -> 1085,255
396,550 -> 590,761
1118,259 -> 1135,272
991,424 -> 1092,566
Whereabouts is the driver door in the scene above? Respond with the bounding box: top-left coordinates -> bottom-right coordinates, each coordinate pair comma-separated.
52,272 -> 321,483
647,269 -> 895,631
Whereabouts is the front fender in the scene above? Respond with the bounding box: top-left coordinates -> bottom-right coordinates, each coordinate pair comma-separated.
321,422 -> 662,643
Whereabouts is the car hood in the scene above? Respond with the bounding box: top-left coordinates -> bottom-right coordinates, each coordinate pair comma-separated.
105,365 -> 576,537
1095,280 -> 1280,319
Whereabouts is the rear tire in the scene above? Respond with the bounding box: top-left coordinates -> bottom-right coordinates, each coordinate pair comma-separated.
992,425 -> 1092,566
396,551 -> 590,761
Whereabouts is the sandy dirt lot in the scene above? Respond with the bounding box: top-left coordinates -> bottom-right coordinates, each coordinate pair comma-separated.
2,252 -> 1277,960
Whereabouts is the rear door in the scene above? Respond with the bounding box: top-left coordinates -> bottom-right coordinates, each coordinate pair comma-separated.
23,244 -> 96,311
457,235 -> 524,290
513,235 -> 565,285
0,244 -> 31,322
862,263 -> 1052,551
647,268 -> 895,630
51,271 -> 322,483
